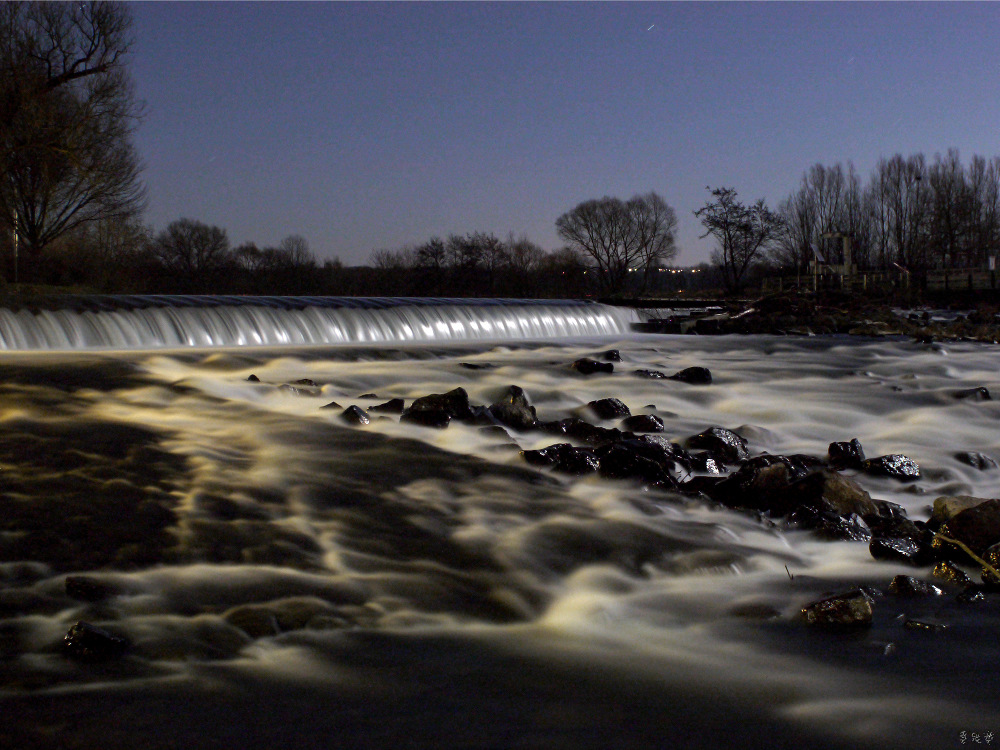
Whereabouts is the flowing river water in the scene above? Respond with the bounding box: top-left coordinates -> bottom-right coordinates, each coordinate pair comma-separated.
0,298 -> 997,749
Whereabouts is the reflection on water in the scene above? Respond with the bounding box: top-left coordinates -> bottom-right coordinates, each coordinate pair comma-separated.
1,334 -> 999,748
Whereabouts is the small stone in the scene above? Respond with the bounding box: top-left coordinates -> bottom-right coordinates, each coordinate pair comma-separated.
956,586 -> 987,603
787,507 -> 872,541
293,379 -> 318,387
982,542 -> 1000,587
861,454 -> 920,481
619,414 -> 664,433
459,362 -> 494,370
571,358 -> 614,375
63,621 -> 129,661
601,350 -> 622,362
405,387 -> 474,421
588,398 -> 631,420
668,366 -> 712,385
801,590 -> 873,628
340,405 -> 370,425
870,536 -> 933,566
246,374 -> 260,382
596,443 -> 675,487
320,401 -> 343,410
903,619 -> 948,632
522,444 -> 600,475
888,575 -> 943,597
633,369 -> 668,379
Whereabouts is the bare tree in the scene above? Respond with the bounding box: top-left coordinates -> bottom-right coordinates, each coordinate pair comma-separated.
695,187 -> 782,295
152,218 -> 231,289
555,192 -> 678,297
0,2 -> 144,277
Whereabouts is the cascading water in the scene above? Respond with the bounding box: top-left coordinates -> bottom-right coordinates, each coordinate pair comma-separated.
0,296 -> 637,350
0,297 -> 997,750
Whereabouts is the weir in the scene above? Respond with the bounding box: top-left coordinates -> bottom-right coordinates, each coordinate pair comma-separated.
0,296 -> 638,351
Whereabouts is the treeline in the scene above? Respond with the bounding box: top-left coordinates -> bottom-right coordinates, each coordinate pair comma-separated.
773,149 -> 1000,273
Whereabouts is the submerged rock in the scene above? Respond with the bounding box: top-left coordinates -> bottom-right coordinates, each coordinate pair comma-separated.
538,417 -> 622,446
953,386 -> 992,401
369,398 -> 405,414
861,454 -> 921,481
870,535 -> 934,566
787,507 -> 872,541
246,374 -> 260,382
601,349 -> 622,362
571,358 -> 614,375
686,427 -> 749,464
903,619 -> 948,632
522,443 -> 600,475
320,400 -> 343,410
955,451 -> 999,471
63,621 -> 129,661
633,369 -> 668,379
588,398 -> 631,420
668,366 -> 712,385
801,590 -> 874,627
619,414 -> 664,433
595,443 -> 676,487
488,385 -> 538,431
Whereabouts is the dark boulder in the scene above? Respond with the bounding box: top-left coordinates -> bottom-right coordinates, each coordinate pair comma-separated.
405,387 -> 474,422
931,560 -> 974,587
571,358 -> 614,375
861,454 -> 920,481
929,495 -> 987,527
320,401 -> 343,410
888,575 -> 944,597
246,374 -> 260,382
601,350 -> 622,362
870,535 -> 934,566
588,398 -> 631,420
955,452 -> 998,471
620,414 -> 664,433
63,621 -> 128,661
828,439 -> 866,470
369,398 -> 405,414
935,498 -> 1000,558
618,435 -> 694,473
980,542 -> 1000,587
688,452 -> 723,475
488,386 -> 538,431
340,405 -> 371,426
539,417 -> 623,446
595,443 -> 676,487
668,366 -> 712,385
522,443 -> 599,475
686,427 -> 749,464
956,586 -> 987,603
801,590 -> 874,627
787,506 -> 872,541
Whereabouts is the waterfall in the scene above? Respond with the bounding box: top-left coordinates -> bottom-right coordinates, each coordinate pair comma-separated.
0,296 -> 638,350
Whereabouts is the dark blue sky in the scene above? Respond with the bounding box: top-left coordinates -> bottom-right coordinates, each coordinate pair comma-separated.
129,1 -> 1000,266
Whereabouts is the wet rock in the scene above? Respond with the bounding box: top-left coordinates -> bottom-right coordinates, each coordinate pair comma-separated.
369,398 -> 405,414
459,362 -> 494,370
340,405 -> 370,426
619,435 -> 694,473
888,575 -> 944,597
571,358 -> 614,375
982,542 -> 1000,587
280,383 -> 319,397
488,385 -> 538,431
65,576 -> 118,602
601,350 -> 622,362
955,451 -> 998,471
957,586 -> 988,603
293,379 -> 318,387
619,414 -> 664,433
320,400 -> 343,410
246,374 -> 260,382
405,387 -> 474,422
357,393 -> 378,399
63,621 -> 129,661
588,398 -> 631,420
633,369 -> 668,379
861,454 -> 920,481
801,590 -> 874,628
400,409 -> 452,428
777,468 -> 878,518
870,535 -> 934,566
689,452 -> 723,474
595,443 -> 676,487
934,498 -> 1000,558
668,366 -> 712,385
953,386 -> 992,401
931,560 -> 974,586
903,619 -> 948,632
686,427 -> 749,464
522,443 -> 600,475
828,439 -> 866,470
930,495 -> 989,527
787,507 -> 872,541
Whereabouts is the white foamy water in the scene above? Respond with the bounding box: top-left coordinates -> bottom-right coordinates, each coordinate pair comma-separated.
1,326 -> 998,749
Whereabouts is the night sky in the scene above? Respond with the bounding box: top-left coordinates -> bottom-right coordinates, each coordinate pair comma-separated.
130,1 -> 1000,266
